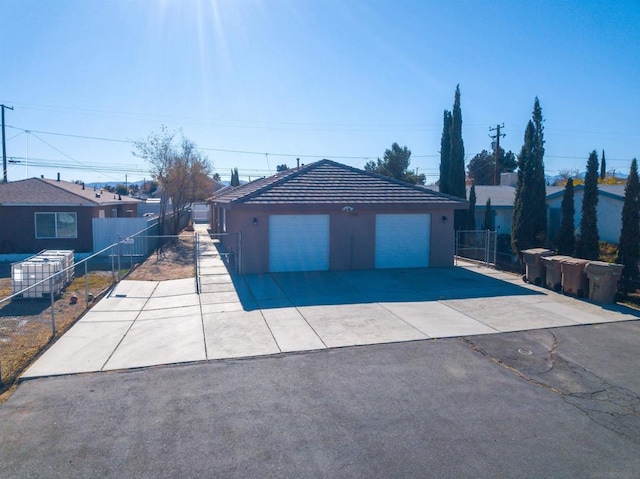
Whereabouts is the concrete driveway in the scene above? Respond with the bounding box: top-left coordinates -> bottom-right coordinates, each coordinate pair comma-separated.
22,260 -> 640,379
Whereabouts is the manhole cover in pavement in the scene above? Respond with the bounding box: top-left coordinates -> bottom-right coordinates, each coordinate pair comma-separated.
517,348 -> 533,356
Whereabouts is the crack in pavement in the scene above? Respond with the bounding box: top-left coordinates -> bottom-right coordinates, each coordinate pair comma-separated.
464,330 -> 640,444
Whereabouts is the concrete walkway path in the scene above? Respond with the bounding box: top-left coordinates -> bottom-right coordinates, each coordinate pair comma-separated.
22,226 -> 640,378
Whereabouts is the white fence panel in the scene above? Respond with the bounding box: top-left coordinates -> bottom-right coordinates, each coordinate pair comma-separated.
192,203 -> 210,222
92,217 -> 156,255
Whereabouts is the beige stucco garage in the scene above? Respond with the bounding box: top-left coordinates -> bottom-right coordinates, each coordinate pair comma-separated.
209,159 -> 467,274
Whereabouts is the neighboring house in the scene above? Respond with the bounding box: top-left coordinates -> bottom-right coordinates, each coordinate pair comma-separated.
547,184 -> 625,244
429,176 -> 625,245
0,177 -> 141,254
209,159 -> 467,274
428,184 -> 517,234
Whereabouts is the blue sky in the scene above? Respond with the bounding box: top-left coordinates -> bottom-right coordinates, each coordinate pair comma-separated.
2,0 -> 639,185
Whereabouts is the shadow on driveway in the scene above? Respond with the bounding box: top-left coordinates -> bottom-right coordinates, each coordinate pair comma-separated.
232,267 -> 546,311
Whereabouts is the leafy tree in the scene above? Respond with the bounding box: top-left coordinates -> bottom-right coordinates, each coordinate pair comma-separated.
512,98 -> 547,255
483,198 -> 494,231
616,158 -> 640,279
556,178 -> 576,255
438,110 -> 452,194
115,183 -> 128,196
213,172 -> 221,182
133,126 -> 212,234
276,164 -> 289,172
467,183 -> 476,230
576,150 -> 600,260
467,148 -> 517,185
600,149 -> 606,180
129,183 -> 140,196
230,168 -> 240,186
364,143 -> 425,184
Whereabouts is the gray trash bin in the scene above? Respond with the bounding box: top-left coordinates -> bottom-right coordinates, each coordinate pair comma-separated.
585,261 -> 625,303
560,258 -> 590,297
521,248 -> 553,286
541,255 -> 572,292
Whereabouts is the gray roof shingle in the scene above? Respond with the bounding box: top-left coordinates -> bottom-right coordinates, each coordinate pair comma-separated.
213,160 -> 467,206
0,178 -> 141,206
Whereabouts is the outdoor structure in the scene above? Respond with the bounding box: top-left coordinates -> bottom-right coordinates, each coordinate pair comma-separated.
0,177 -> 141,254
209,159 -> 467,274
547,184 -> 625,244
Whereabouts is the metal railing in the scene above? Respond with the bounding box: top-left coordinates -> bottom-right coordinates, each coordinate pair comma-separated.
455,230 -> 497,267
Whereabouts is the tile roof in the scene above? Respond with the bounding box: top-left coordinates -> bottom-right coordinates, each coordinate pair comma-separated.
0,178 -> 141,206
212,160 -> 468,206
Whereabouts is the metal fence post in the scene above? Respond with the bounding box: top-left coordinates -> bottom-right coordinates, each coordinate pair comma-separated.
111,244 -> 116,284
85,260 -> 89,308
117,234 -> 122,282
194,232 -> 199,294
50,276 -> 56,338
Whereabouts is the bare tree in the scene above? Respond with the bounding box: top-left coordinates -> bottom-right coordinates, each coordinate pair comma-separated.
133,126 -> 211,234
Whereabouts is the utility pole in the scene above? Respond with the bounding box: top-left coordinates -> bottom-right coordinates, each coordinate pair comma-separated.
1,104 -> 14,183
489,123 -> 505,186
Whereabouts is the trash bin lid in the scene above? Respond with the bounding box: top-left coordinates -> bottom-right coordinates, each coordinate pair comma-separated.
521,248 -> 553,256
559,258 -> 589,271
585,261 -> 625,275
541,255 -> 572,264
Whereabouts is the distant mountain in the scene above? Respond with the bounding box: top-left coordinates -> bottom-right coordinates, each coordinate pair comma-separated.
86,180 -> 144,189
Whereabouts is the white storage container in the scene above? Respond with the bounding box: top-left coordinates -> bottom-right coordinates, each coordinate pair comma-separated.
12,259 -> 65,298
35,249 -> 75,285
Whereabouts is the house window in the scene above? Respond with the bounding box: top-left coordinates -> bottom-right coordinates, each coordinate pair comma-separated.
221,208 -> 227,233
35,212 -> 78,239
99,210 -> 105,218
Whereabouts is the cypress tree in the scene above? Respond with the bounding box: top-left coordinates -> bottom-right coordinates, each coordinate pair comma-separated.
512,122 -> 534,254
449,85 -> 466,230
439,110 -> 452,195
556,178 -> 576,255
530,98 -> 547,245
467,183 -> 476,230
484,198 -> 494,231
511,98 -> 547,255
576,150 -> 600,260
230,168 -> 240,186
449,85 -> 466,200
616,158 -> 640,279
600,149 -> 606,180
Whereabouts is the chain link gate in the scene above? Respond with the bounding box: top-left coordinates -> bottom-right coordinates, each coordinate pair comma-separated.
455,230 -> 497,267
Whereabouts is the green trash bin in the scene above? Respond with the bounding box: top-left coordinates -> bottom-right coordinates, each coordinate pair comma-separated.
521,248 -> 553,286
560,258 -> 590,298
585,261 -> 625,303
541,255 -> 572,292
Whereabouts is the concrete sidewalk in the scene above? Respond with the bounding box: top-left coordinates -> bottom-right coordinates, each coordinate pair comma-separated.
22,231 -> 640,379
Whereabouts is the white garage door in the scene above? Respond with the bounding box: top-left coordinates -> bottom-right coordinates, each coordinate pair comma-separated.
269,215 -> 330,272
375,214 -> 430,268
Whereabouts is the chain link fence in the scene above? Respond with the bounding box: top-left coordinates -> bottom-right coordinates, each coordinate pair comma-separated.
0,218 -> 190,388
455,230 -> 497,266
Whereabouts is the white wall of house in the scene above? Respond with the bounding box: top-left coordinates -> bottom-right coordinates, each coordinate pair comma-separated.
547,190 -> 622,244
474,207 -> 513,235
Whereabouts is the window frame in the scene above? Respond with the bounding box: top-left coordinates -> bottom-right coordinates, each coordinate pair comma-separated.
34,212 -> 78,239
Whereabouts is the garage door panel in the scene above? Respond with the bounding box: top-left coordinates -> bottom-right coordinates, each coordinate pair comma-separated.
375,214 -> 430,268
269,215 -> 330,272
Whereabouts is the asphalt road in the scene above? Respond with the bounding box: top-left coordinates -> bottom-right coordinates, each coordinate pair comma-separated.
2,321 -> 640,478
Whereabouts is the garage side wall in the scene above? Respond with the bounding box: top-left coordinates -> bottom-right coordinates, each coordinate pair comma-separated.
428,208 -> 456,267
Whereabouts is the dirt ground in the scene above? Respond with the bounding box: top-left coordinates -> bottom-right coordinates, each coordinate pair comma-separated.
0,231 -> 195,397
0,272 -> 113,393
127,231 -> 195,281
